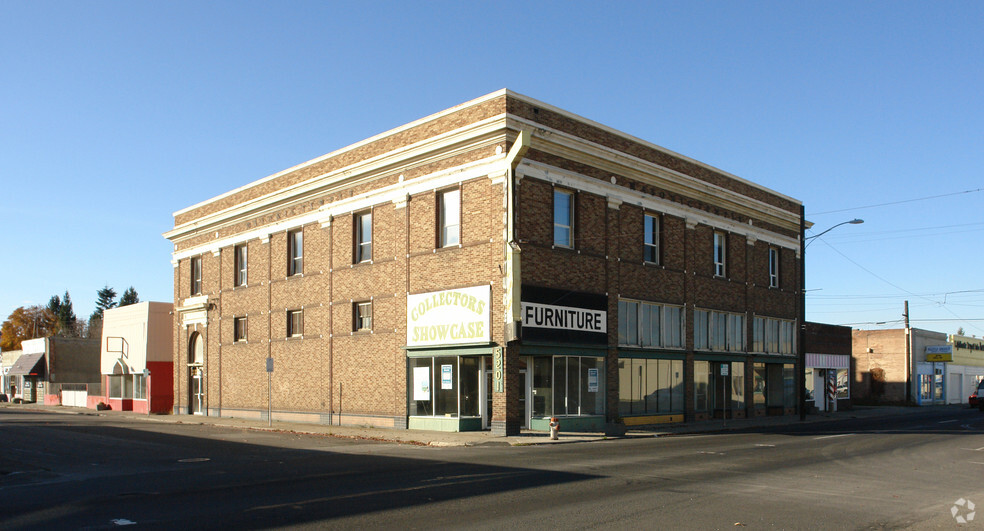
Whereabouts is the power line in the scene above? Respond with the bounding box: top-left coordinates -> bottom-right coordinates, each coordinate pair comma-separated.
809,187 -> 984,216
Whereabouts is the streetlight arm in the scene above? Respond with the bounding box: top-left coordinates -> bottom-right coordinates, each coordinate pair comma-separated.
804,219 -> 863,248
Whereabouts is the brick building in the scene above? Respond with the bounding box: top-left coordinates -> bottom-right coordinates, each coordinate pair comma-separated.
164,90 -> 804,435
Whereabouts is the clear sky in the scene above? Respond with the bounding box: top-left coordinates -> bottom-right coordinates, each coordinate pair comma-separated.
2,1 -> 982,335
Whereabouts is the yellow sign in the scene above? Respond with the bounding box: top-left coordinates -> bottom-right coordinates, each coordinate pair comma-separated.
926,353 -> 952,362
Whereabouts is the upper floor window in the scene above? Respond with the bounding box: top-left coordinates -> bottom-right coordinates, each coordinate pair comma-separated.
694,309 -> 745,352
354,301 -> 372,332
287,229 -> 303,276
233,316 -> 247,342
618,299 -> 684,348
355,211 -> 372,263
287,309 -> 303,338
553,189 -> 574,248
644,213 -> 660,264
713,231 -> 727,277
439,189 -> 461,247
234,244 -> 248,287
190,256 -> 202,295
753,316 -> 796,355
769,247 -> 779,288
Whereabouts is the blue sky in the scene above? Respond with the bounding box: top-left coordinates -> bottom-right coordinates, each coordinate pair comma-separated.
2,1 -> 982,335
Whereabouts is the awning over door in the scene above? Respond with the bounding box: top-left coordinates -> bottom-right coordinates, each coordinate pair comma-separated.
8,352 -> 45,376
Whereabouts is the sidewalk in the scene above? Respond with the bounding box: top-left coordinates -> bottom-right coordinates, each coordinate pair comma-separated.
0,402 -> 949,447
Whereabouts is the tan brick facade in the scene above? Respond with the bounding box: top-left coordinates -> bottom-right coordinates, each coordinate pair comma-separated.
166,90 -> 804,433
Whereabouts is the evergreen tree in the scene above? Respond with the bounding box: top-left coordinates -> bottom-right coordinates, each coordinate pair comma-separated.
118,286 -> 140,307
47,291 -> 77,335
91,285 -> 118,321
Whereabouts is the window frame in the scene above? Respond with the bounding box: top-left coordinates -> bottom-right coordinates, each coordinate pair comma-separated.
190,256 -> 202,295
438,188 -> 461,248
287,228 -> 303,277
553,188 -> 574,248
287,309 -> 303,338
234,244 -> 248,287
768,246 -> 779,288
713,231 -> 727,277
618,299 -> 684,349
233,316 -> 247,343
643,213 -> 660,264
354,301 -> 372,332
355,210 -> 372,263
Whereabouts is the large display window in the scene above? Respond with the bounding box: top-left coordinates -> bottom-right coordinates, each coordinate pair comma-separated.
618,358 -> 684,416
409,356 -> 480,418
532,355 -> 604,417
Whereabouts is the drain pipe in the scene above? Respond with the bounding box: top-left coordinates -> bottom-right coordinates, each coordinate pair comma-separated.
503,129 -> 530,341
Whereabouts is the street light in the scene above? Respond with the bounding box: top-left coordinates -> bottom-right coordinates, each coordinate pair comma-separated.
804,218 -> 863,249
799,216 -> 864,420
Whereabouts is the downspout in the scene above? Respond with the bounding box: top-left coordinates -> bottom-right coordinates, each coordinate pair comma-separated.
503,129 -> 530,341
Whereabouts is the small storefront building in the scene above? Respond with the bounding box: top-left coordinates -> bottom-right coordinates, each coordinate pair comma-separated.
99,302 -> 174,414
919,335 -> 984,406
406,285 -> 496,432
2,350 -> 23,400
8,350 -> 45,403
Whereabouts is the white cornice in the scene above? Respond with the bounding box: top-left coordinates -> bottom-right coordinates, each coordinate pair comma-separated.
507,115 -> 799,231
165,116 -> 510,242
171,155 -> 509,261
502,89 -> 801,206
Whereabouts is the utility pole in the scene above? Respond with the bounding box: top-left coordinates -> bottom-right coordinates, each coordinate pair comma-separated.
904,300 -> 911,404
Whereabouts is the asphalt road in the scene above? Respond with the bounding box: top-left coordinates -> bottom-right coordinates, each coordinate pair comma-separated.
2,407 -> 984,530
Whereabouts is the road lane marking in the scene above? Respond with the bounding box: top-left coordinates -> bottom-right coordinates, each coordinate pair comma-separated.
813,433 -> 855,440
754,444 -> 775,447
938,419 -> 960,424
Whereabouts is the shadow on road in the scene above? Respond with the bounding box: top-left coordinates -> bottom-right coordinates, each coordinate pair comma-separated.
0,409 -> 600,529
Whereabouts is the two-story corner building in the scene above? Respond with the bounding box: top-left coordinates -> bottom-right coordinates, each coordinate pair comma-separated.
164,89 -> 804,435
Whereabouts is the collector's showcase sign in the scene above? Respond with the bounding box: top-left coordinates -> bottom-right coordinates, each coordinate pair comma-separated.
407,286 -> 491,347
521,285 -> 608,345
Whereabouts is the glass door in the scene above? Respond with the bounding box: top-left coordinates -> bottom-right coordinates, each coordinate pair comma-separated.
190,367 -> 203,415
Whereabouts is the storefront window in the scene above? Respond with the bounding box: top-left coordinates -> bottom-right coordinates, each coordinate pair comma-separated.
783,364 -> 796,408
409,356 -> 482,418
109,375 -> 122,399
753,363 -> 766,408
804,368 -> 815,401
134,375 -> 147,400
535,356 -> 603,417
619,357 -> 684,415
731,362 -> 745,409
919,374 -> 932,401
836,369 -> 849,399
694,361 -> 709,412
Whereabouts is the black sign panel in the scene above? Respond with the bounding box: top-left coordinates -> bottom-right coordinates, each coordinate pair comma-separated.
521,285 -> 608,345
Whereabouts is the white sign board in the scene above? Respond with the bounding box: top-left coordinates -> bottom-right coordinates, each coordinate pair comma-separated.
721,364 -> 729,376
926,345 -> 953,354
407,286 -> 490,347
413,367 -> 430,400
441,365 -> 453,390
521,302 -> 606,333
587,368 -> 599,392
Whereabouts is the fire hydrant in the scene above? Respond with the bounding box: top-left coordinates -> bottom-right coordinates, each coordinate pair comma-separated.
549,417 -> 560,440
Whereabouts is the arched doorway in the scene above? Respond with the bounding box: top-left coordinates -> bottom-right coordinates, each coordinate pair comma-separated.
189,332 -> 204,415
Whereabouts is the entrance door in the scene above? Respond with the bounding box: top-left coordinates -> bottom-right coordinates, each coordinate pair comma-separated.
712,363 -> 732,419
190,367 -> 203,415
481,358 -> 529,430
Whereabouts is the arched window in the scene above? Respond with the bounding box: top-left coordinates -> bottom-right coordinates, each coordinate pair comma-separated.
190,333 -> 204,365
